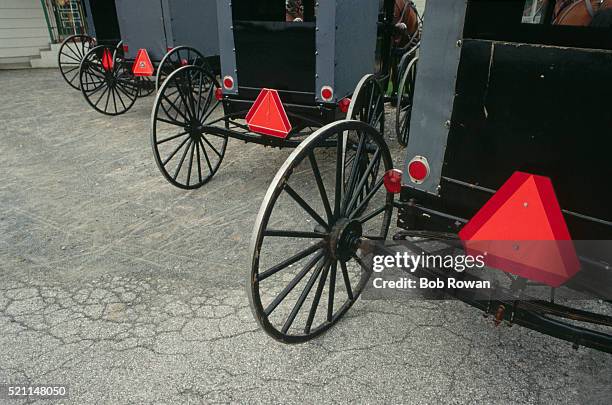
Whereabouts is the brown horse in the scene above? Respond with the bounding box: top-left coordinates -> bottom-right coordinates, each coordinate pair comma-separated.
393,0 -> 420,48
286,0 -> 304,22
553,0 -> 612,26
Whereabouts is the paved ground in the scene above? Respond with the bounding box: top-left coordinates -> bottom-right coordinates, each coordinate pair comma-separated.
0,69 -> 610,404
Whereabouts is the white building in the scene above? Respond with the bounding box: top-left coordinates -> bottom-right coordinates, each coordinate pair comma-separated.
0,0 -> 52,68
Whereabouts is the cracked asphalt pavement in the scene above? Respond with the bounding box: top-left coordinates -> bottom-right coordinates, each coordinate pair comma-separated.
0,69 -> 611,404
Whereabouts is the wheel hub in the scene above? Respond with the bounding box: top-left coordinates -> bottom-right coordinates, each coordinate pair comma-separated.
329,219 -> 362,262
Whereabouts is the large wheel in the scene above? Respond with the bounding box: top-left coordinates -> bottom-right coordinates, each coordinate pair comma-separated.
58,34 -> 96,90
248,120 -> 395,343
151,65 -> 227,189
155,46 -> 210,91
395,56 -> 418,147
79,45 -> 139,116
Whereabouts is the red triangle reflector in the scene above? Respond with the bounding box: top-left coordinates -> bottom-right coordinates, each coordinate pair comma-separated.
459,172 -> 580,287
245,89 -> 292,138
132,49 -> 154,77
101,48 -> 114,71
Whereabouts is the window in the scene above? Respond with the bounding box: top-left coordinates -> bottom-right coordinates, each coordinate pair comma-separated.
464,0 -> 612,50
232,0 -> 315,23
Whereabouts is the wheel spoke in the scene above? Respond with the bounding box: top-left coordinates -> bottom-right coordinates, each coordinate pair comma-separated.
185,141 -> 196,187
284,184 -> 329,230
263,250 -> 325,316
195,138 -> 203,184
172,139 -> 193,180
343,131 -> 367,212
357,205 -> 387,225
349,177 -> 384,220
201,134 -> 222,157
334,132 -> 344,216
281,257 -> 328,334
345,149 -> 382,215
198,138 -> 214,173
327,261 -> 337,321
304,258 -> 331,333
257,243 -> 324,282
93,85 -> 109,108
340,260 -> 354,300
263,230 -> 326,238
157,130 -> 190,145
162,136 -> 190,166
161,93 -> 190,123
308,152 -> 333,222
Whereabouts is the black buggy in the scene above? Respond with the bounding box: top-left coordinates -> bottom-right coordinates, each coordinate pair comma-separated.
250,0 -> 612,351
77,0 -> 220,116
151,0 -> 422,189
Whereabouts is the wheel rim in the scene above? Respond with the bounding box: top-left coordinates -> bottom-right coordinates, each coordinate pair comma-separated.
79,45 -> 139,116
395,56 -> 418,147
346,74 -> 385,135
346,74 -> 386,214
249,120 -> 394,343
156,46 -> 210,91
151,65 -> 227,189
58,35 -> 95,90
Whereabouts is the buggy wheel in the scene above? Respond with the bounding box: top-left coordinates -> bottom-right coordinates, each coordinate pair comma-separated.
395,56 -> 418,147
151,65 -> 227,189
58,34 -> 96,90
136,76 -> 155,97
346,74 -> 385,135
79,45 -> 139,116
156,46 -> 210,91
249,120 -> 394,343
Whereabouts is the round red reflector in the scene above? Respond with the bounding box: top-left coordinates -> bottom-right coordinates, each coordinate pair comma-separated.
383,169 -> 403,194
223,76 -> 234,90
321,86 -> 333,101
180,58 -> 188,66
215,88 -> 223,101
338,97 -> 351,113
122,44 -> 129,53
408,157 -> 430,184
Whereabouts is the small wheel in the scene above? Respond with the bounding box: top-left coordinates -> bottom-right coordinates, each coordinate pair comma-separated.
395,56 -> 418,147
151,65 -> 227,189
156,46 -> 210,91
248,120 -> 394,343
58,34 -> 96,90
136,76 -> 156,97
79,45 -> 139,116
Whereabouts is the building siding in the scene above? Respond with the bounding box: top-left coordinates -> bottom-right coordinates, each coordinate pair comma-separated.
0,0 -> 50,65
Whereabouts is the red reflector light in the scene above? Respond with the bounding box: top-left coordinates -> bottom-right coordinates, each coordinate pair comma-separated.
223,76 -> 234,90
383,169 -> 403,194
132,49 -> 154,77
215,88 -> 223,101
180,58 -> 188,66
101,48 -> 113,71
321,86 -> 333,101
245,88 -> 292,138
338,97 -> 351,113
122,44 -> 128,53
408,156 -> 429,184
167,47 -> 174,52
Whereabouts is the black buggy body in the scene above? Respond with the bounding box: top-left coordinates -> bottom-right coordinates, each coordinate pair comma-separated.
396,0 -> 612,352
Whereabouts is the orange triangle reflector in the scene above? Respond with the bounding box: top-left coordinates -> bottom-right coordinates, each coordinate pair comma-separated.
132,48 -> 154,77
459,172 -> 580,287
245,89 -> 292,138
101,48 -> 114,71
